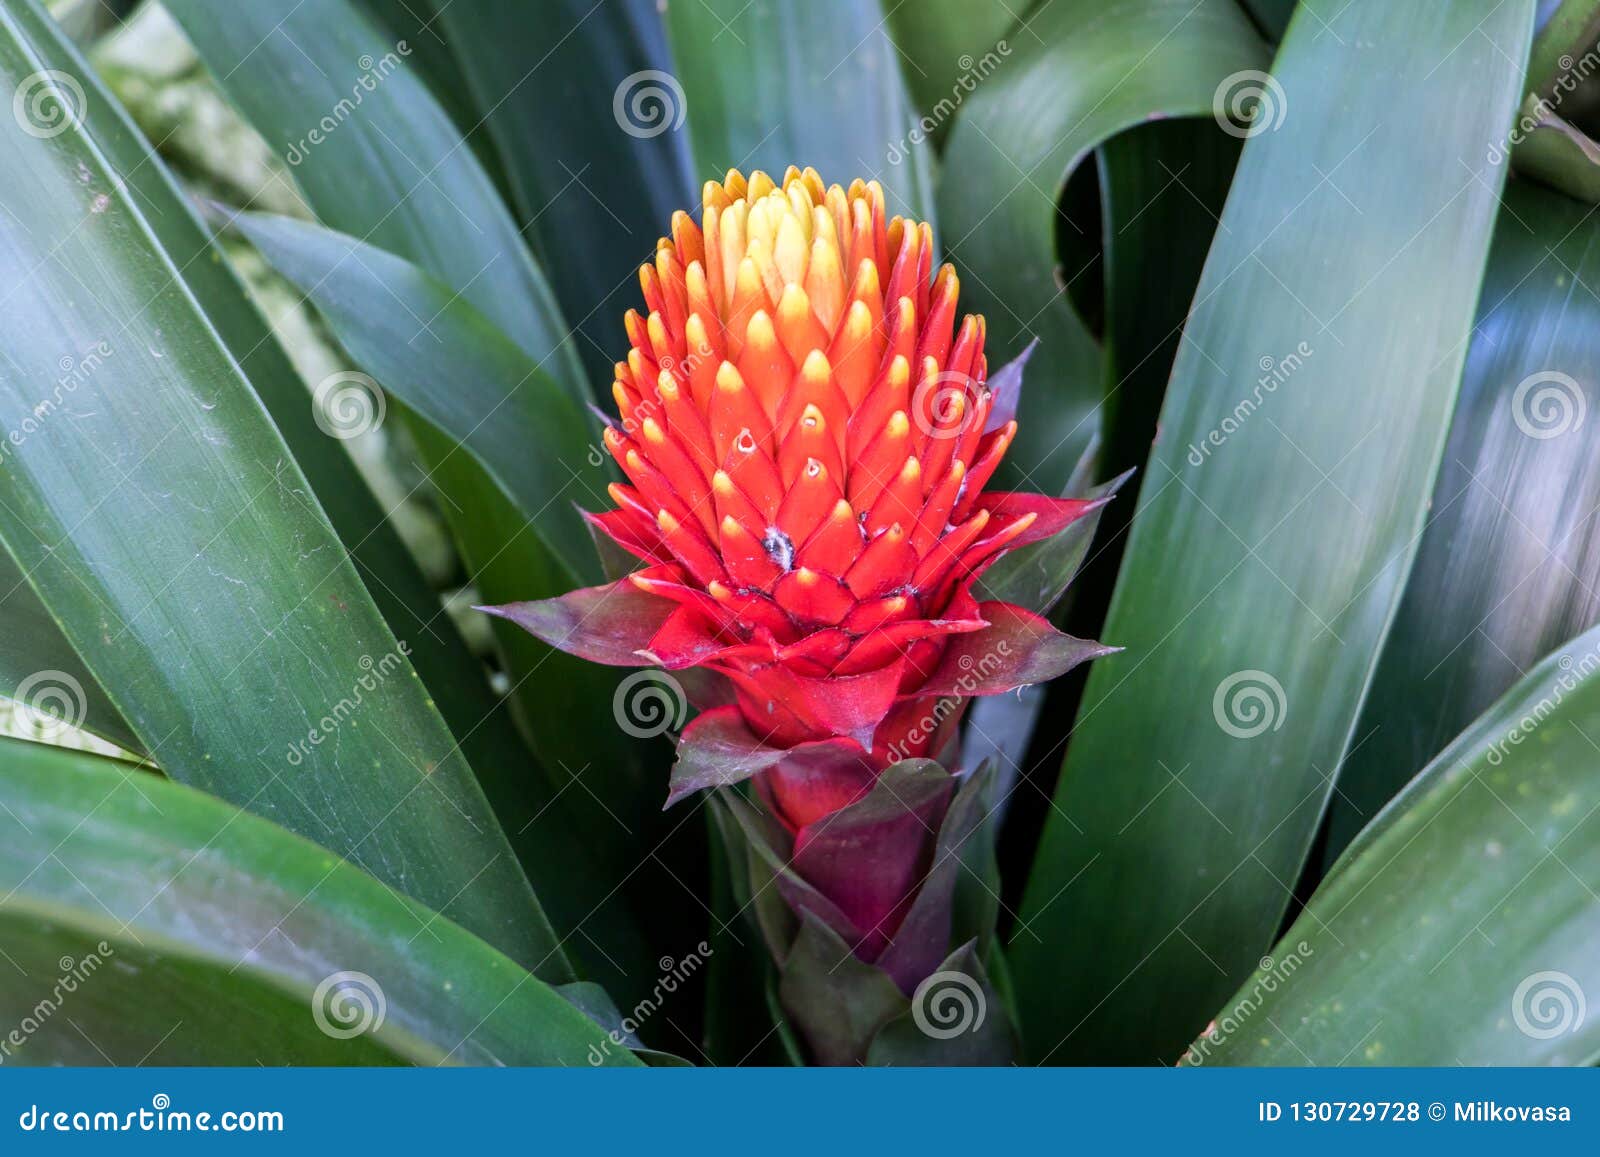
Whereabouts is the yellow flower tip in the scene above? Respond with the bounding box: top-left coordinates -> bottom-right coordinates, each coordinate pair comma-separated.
885,410 -> 911,440
800,348 -> 831,383
711,469 -> 736,497
715,361 -> 746,395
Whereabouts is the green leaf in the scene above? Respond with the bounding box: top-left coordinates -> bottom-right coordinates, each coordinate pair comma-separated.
1325,178 -> 1600,862
232,212 -> 605,588
1014,0 -> 1535,1064
664,0 -> 934,219
0,3 -> 565,979
424,0 -> 697,384
0,739 -> 634,1066
1194,623 -> 1600,1066
938,0 -> 1268,493
163,0 -> 587,404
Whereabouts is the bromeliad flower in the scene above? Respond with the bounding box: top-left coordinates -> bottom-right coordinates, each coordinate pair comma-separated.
482,166 -> 1115,1060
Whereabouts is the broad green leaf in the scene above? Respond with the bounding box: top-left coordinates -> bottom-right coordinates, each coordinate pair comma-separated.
938,0 -> 1267,494
1325,179 -> 1600,861
2,0 -> 626,982
163,0 -> 587,404
0,739 -> 634,1066
424,0 -> 697,385
1014,0 -> 1535,1064
225,213 -> 658,996
0,5 -> 565,979
664,0 -> 934,219
1195,623 -> 1600,1066
233,212 -> 605,589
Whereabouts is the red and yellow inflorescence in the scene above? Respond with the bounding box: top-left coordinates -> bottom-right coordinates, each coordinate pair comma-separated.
487,166 -> 1104,843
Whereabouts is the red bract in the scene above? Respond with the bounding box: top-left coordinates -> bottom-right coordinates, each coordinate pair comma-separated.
482,166 -> 1109,972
